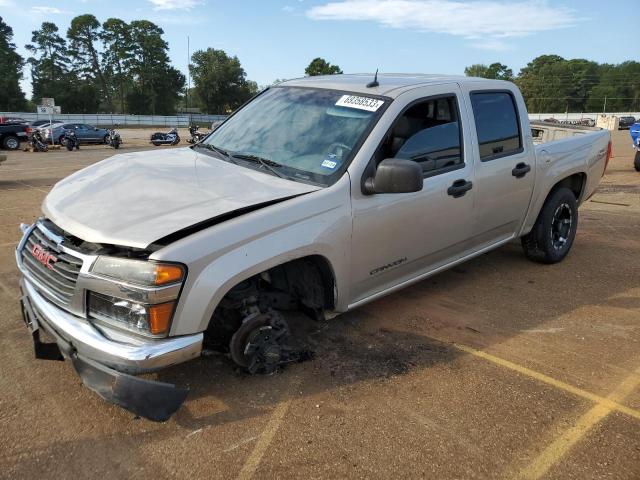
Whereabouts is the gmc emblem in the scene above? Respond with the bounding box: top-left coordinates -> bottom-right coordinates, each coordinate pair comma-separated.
31,243 -> 58,270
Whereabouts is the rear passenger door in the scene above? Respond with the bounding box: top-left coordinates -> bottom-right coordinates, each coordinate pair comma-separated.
461,86 -> 535,247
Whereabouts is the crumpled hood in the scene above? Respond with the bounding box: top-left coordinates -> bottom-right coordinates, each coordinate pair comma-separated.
43,147 -> 320,249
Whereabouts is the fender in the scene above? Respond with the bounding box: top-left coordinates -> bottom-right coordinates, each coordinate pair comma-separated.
151,175 -> 353,336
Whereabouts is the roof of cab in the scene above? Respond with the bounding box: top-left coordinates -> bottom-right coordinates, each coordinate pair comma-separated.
279,73 -> 501,98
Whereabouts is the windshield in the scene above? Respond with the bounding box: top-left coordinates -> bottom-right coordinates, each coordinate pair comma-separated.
202,87 -> 387,185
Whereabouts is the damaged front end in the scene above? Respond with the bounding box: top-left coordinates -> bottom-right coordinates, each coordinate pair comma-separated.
16,221 -> 202,422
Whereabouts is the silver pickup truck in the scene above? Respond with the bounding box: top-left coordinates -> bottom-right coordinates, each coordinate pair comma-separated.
16,74 -> 611,421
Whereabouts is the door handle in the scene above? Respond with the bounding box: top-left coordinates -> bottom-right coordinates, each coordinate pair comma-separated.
512,162 -> 531,178
447,179 -> 473,198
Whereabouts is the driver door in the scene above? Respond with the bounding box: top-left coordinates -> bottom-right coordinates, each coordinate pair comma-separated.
349,84 -> 476,306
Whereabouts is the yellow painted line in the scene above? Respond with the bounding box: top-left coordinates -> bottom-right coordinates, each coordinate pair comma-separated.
453,343 -> 640,421
517,366 -> 640,479
236,379 -> 299,480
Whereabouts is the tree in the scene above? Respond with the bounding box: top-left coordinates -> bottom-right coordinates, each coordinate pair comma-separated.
0,17 -> 27,110
101,18 -> 134,113
67,14 -> 111,109
516,55 -> 569,112
305,57 -> 342,76
189,48 -> 257,114
464,62 -> 514,81
127,20 -> 184,115
26,22 -> 99,113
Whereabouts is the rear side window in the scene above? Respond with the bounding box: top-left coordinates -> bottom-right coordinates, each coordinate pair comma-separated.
470,92 -> 522,160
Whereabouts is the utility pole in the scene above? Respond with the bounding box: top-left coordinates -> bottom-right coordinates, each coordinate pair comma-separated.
603,95 -> 607,113
186,35 -> 190,122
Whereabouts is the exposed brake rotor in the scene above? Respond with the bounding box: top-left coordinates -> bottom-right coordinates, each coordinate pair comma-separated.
229,310 -> 312,374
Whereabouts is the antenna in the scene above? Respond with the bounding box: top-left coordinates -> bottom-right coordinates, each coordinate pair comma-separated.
366,69 -> 379,88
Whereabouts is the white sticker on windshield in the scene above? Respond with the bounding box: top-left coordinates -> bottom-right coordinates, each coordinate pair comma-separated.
321,159 -> 338,169
335,95 -> 384,112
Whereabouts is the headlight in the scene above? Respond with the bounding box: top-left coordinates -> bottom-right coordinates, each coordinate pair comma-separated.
88,292 -> 176,336
91,257 -> 185,286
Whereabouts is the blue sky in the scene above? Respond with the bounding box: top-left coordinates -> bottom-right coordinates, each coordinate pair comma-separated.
1,0 -> 637,96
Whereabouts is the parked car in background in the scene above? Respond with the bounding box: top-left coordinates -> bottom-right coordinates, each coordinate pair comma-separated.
618,116 -> 636,130
43,123 -> 110,145
0,116 -> 27,124
30,119 -> 60,128
0,122 -> 29,149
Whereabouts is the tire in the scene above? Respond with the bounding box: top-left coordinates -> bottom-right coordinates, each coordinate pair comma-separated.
634,151 -> 640,172
152,141 -> 161,146
66,142 -> 74,151
58,135 -> 66,146
113,138 -> 120,149
521,187 -> 578,264
2,135 -> 20,150
103,134 -> 110,144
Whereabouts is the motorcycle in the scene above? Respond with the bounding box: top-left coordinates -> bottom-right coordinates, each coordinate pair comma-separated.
630,122 -> 640,172
187,125 -> 206,144
28,129 -> 48,152
63,129 -> 80,151
107,128 -> 121,149
150,127 -> 180,146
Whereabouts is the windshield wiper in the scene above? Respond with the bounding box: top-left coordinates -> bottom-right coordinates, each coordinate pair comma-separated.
230,152 -> 290,179
195,143 -> 238,164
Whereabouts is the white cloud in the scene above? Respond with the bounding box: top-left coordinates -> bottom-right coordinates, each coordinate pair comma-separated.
307,0 -> 579,50
148,0 -> 203,10
30,6 -> 71,14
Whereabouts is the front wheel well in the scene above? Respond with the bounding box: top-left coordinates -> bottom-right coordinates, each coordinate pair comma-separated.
204,255 -> 336,351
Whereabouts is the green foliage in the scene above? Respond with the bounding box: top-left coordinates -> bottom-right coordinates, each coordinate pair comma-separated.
0,17 -> 27,111
101,18 -> 135,114
466,56 -> 640,113
189,48 -> 257,114
25,17 -> 185,114
464,63 -> 514,81
305,57 -> 343,76
67,14 -> 111,109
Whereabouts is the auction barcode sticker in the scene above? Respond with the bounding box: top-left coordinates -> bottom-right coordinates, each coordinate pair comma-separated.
335,95 -> 384,112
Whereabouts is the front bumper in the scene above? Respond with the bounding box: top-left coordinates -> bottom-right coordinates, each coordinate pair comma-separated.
19,277 -> 203,421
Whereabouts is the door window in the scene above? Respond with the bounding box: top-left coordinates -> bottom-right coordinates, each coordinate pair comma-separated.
470,92 -> 522,161
376,95 -> 463,176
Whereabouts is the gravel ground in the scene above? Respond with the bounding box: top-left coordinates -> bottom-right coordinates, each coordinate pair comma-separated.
0,128 -> 638,479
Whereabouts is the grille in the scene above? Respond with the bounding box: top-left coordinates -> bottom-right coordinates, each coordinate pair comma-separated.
20,226 -> 83,304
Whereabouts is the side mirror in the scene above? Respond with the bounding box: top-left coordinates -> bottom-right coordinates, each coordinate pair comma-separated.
363,158 -> 423,195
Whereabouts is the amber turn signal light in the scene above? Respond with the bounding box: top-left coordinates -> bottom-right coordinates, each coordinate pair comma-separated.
148,302 -> 176,334
154,264 -> 184,286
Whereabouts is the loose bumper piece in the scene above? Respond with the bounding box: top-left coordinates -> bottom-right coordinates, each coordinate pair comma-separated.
19,278 -> 199,421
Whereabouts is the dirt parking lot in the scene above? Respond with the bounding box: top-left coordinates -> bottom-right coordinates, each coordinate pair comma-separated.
0,129 -> 639,479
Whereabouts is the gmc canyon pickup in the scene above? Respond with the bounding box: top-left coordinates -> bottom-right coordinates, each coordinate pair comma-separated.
16,75 -> 611,421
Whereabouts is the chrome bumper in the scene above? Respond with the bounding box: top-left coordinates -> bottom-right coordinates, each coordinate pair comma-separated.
20,277 -> 203,374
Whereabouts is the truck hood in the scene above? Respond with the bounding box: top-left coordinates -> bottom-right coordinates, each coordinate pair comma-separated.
43,148 -> 320,249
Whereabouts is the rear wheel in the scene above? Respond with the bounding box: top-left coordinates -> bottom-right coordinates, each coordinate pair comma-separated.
58,135 -> 66,146
634,151 -> 640,172
521,187 -> 578,264
2,135 -> 19,150
103,134 -> 110,145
